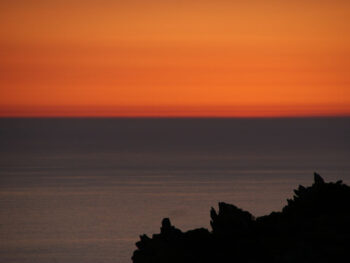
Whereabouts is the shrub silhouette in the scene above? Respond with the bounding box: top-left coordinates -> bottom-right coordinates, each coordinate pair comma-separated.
132,173 -> 350,263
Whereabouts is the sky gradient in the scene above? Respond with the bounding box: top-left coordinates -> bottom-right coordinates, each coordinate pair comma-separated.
1,0 -> 350,117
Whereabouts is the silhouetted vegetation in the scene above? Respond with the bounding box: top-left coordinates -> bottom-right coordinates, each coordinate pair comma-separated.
132,173 -> 350,262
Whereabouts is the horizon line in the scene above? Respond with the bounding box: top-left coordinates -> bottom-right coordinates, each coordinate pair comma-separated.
1,105 -> 350,119
1,115 -> 350,119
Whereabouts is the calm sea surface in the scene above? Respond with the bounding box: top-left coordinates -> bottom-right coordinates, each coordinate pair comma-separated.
1,118 -> 349,263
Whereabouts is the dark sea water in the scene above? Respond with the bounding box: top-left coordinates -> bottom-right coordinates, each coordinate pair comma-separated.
0,118 -> 349,263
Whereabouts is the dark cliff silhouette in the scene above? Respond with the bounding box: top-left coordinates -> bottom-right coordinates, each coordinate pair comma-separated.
132,173 -> 350,263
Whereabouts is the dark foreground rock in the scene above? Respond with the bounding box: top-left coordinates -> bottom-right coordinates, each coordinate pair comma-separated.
132,173 -> 350,263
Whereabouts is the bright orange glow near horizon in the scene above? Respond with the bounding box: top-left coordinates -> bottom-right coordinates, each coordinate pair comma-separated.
1,0 -> 350,117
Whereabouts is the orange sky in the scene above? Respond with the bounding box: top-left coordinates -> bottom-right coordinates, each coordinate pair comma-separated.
1,0 -> 350,117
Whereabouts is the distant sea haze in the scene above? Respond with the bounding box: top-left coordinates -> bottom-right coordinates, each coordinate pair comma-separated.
1,118 -> 349,263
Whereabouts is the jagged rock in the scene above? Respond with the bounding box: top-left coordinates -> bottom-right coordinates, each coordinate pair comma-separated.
210,202 -> 254,236
314,172 -> 325,185
132,174 -> 350,263
161,218 -> 171,231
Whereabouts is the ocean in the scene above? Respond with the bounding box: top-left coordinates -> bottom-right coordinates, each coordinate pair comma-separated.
0,118 -> 349,263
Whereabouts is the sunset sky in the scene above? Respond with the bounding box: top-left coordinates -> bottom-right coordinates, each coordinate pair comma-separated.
0,0 -> 349,117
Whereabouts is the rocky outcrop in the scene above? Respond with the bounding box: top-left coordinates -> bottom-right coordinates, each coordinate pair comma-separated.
132,173 -> 350,263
